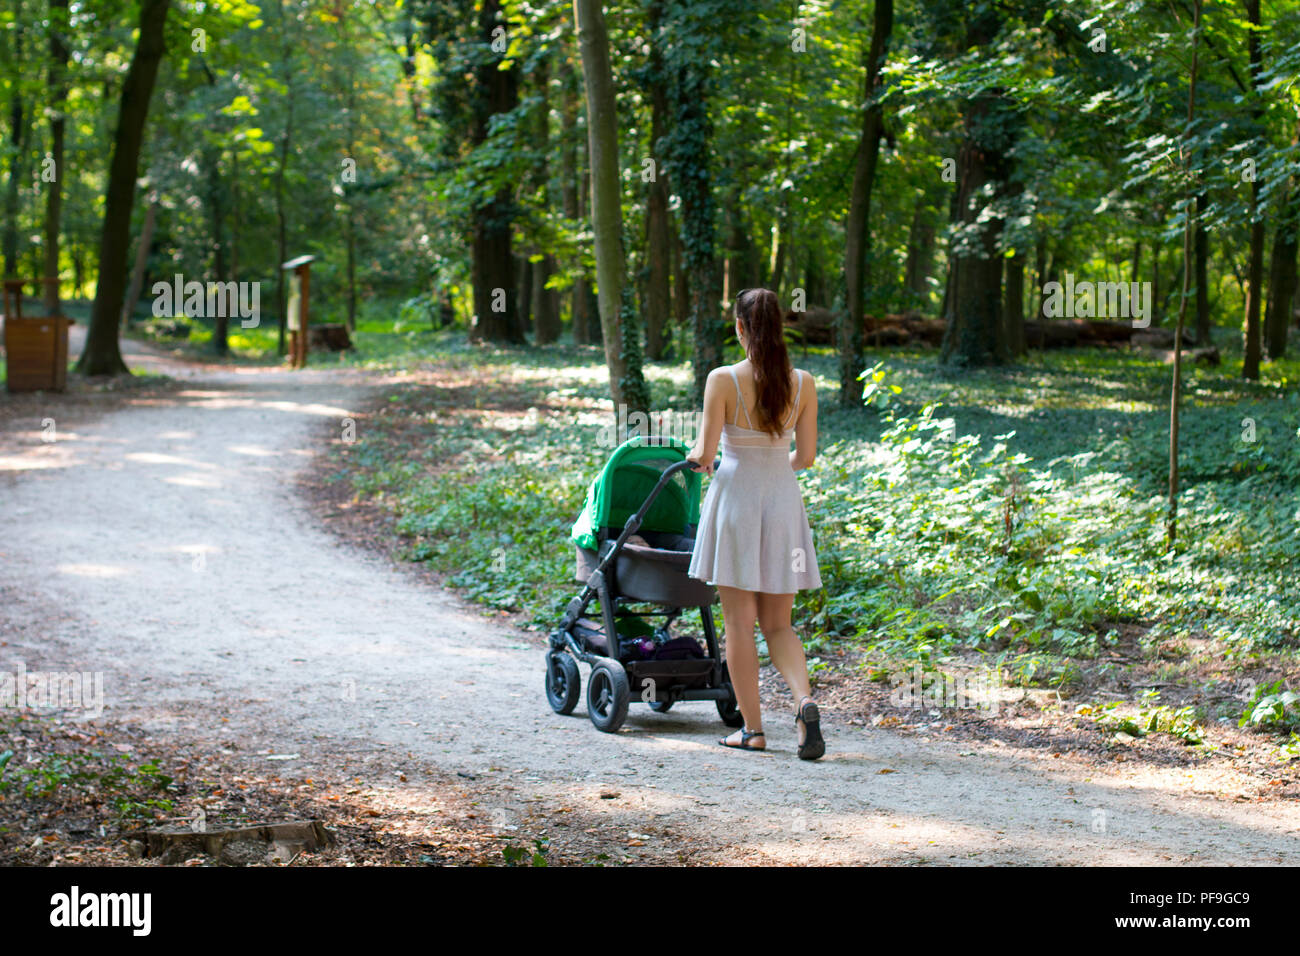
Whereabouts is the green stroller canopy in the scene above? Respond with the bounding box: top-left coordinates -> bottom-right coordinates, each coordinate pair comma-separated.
571,435 -> 703,551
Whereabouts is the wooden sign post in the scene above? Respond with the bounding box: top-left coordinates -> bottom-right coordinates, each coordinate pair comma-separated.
281,255 -> 315,369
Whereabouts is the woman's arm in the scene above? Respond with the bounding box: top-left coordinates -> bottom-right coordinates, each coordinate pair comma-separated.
687,368 -> 727,476
790,370 -> 817,471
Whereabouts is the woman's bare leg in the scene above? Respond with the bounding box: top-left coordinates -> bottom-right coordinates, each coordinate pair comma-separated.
757,592 -> 814,744
718,585 -> 763,744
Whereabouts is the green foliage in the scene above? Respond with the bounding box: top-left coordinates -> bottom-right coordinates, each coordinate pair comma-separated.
1239,680 -> 1300,732
801,356 -> 1300,660
0,743 -> 175,824
501,838 -> 549,866
859,361 -> 902,410
1081,692 -> 1207,746
337,337 -> 1300,682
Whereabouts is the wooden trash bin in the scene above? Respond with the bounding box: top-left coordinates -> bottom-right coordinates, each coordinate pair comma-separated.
2,279 -> 75,393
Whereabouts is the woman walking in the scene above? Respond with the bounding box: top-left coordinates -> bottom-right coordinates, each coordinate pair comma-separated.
686,288 -> 824,760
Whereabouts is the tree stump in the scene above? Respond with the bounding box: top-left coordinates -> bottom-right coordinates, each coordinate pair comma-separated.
308,324 -> 353,351
126,820 -> 334,865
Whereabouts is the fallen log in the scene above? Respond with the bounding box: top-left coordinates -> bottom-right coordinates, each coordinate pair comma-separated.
784,308 -> 1194,352
1136,345 -> 1220,366
1131,327 -> 1199,349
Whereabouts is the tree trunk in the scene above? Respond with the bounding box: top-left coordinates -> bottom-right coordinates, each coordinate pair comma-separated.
841,0 -> 893,403
77,0 -> 170,376
1168,0 -> 1201,547
72,238 -> 84,297
769,0 -> 798,298
903,196 -> 934,298
274,0 -> 294,356
469,0 -> 522,344
197,59 -> 229,355
1265,203 -> 1297,359
344,48 -> 357,333
516,254 -> 532,337
642,0 -> 671,360
204,148 -> 229,355
230,149 -> 240,281
1152,240 -> 1161,326
3,22 -> 28,279
121,193 -> 158,326
1004,253 -> 1026,357
573,156 -> 601,345
941,123 -> 1011,362
665,21 -> 721,404
1241,0 -> 1264,379
42,0 -> 70,313
1187,192 -> 1207,343
575,0 -> 647,411
671,214 -> 689,332
1264,114 -> 1300,359
560,52 -> 588,344
940,9 -> 1014,368
532,254 -> 561,343
1033,235 -> 1049,322
531,57 -> 561,344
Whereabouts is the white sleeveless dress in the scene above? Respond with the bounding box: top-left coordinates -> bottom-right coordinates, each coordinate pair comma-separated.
688,366 -> 823,594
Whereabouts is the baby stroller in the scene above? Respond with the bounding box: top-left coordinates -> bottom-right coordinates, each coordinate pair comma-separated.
546,435 -> 743,733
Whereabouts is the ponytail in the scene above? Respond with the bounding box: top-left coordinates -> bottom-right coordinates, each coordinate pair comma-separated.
735,288 -> 793,438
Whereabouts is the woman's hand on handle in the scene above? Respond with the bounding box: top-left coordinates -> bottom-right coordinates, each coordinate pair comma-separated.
687,455 -> 715,477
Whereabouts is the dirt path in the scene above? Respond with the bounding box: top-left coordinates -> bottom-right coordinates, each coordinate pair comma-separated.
2,333 -> 1298,865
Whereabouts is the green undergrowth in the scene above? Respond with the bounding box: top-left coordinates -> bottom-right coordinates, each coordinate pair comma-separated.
331,324 -> 1300,704
0,714 -> 176,825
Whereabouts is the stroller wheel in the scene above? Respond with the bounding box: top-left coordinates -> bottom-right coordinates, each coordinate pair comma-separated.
545,652 -> 581,715
586,658 -> 630,733
648,699 -> 673,713
717,662 -> 744,727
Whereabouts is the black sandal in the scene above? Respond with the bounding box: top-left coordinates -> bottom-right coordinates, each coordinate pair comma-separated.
719,726 -> 766,751
796,697 -> 825,761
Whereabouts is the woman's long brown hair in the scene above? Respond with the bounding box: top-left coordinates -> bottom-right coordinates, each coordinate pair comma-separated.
735,288 -> 793,438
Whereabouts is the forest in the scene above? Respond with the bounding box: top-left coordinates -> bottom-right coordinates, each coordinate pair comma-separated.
2,0 -> 1296,387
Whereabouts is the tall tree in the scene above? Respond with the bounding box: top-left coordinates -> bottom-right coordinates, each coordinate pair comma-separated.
574,0 -> 648,412
3,17 -> 29,279
662,0 -> 725,403
936,3 -> 1017,367
530,55 -> 561,344
641,0 -> 672,360
1194,189 -> 1210,344
77,0 -> 170,376
468,0 -> 522,343
840,0 -> 893,403
1241,0 -> 1265,380
42,0 -> 70,313
1168,0 -> 1202,546
1264,112 -> 1300,359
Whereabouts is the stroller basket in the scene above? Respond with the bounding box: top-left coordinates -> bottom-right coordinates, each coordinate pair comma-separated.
574,529 -> 715,608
